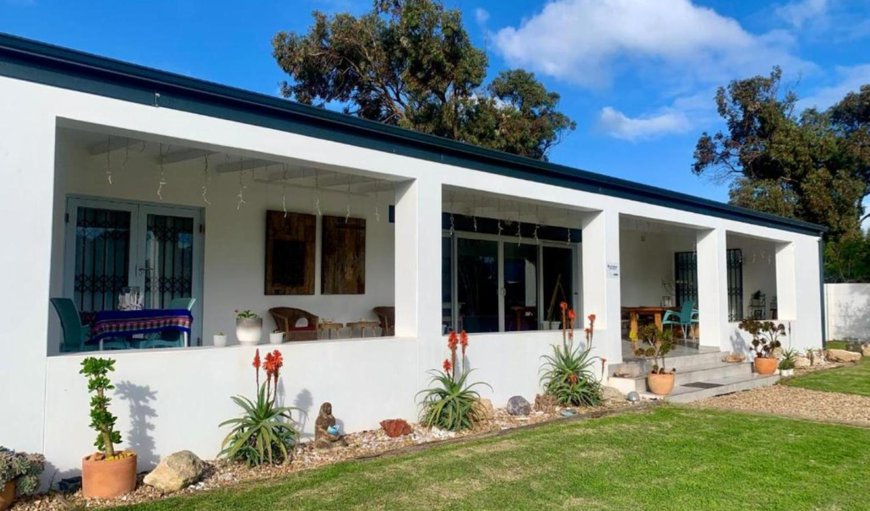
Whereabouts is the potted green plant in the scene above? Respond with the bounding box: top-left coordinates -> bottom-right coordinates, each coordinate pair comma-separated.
79,357 -> 137,499
739,318 -> 785,375
779,348 -> 797,377
235,310 -> 262,346
213,331 -> 227,347
269,329 -> 284,345
632,324 -> 676,395
0,447 -> 44,510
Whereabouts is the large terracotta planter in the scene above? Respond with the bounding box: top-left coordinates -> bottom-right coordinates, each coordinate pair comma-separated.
647,372 -> 675,395
82,451 -> 137,499
754,357 -> 778,375
0,480 -> 15,511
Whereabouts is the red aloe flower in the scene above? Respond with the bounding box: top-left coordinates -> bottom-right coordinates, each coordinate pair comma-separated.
567,309 -> 576,321
442,358 -> 452,374
568,373 -> 578,384
447,331 -> 459,351
459,330 -> 468,355
560,301 -> 568,311
252,349 -> 261,370
588,313 -> 596,324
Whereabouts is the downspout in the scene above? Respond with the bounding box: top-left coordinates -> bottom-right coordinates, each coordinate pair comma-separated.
818,235 -> 827,348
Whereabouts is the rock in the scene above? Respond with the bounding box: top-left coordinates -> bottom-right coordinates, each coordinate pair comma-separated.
794,356 -> 811,369
863,345 -> 870,358
506,395 -> 531,416
626,391 -> 640,403
602,386 -> 625,403
144,450 -> 205,492
533,393 -> 558,413
472,398 -> 495,421
826,349 -> 862,363
379,419 -> 412,438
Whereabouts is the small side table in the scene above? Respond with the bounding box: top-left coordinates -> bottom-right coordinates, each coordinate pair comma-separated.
318,321 -> 344,340
346,320 -> 380,338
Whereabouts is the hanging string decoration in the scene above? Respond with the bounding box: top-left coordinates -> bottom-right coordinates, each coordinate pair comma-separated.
156,144 -> 168,200
236,158 -> 247,210
201,153 -> 212,205
313,170 -> 322,217
104,136 -> 113,185
282,164 -> 289,218
345,178 -> 351,223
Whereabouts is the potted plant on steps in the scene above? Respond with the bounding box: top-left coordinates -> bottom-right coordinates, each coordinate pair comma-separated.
632,324 -> 676,396
235,310 -> 263,346
80,357 -> 137,499
739,318 -> 785,376
0,447 -> 44,511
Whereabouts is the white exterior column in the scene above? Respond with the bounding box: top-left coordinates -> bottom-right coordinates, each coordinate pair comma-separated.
394,177 -> 442,339
775,242 -> 797,321
581,209 -> 622,363
696,228 -> 729,349
0,96 -> 54,452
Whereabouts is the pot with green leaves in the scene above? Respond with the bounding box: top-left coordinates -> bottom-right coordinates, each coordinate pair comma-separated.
80,357 -> 137,499
235,310 -> 263,346
0,447 -> 44,511
739,319 -> 785,376
632,324 -> 676,395
778,347 -> 797,377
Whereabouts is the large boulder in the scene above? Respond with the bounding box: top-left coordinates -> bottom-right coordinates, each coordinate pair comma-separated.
472,398 -> 495,421
534,393 -> 558,413
794,356 -> 811,369
380,419 -> 412,438
143,450 -> 206,492
602,386 -> 626,404
826,349 -> 862,363
506,395 -> 531,416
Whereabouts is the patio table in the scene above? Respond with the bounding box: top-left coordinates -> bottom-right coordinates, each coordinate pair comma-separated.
622,306 -> 672,340
91,308 -> 193,349
346,320 -> 380,338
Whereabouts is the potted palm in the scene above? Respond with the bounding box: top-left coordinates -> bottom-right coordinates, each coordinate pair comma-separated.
632,324 -> 676,395
235,310 -> 263,346
739,319 -> 785,375
0,447 -> 44,511
80,357 -> 137,499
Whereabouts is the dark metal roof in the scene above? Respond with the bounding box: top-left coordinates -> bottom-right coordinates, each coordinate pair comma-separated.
0,32 -> 826,236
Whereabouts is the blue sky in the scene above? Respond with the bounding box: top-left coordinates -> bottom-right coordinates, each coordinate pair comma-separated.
1,0 -> 868,202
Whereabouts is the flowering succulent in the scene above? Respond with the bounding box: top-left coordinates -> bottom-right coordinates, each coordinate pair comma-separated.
442,359 -> 452,373
540,312 -> 602,407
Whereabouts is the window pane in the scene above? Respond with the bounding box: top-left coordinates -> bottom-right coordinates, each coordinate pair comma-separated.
542,246 -> 573,327
74,207 -> 131,314
457,239 -> 499,333
442,236 -> 453,333
504,243 -> 538,331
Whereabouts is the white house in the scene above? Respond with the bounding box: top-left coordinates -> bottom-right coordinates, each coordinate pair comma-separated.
0,33 -> 827,481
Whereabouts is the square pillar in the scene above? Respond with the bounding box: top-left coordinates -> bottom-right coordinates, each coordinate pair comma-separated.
581,210 -> 622,363
775,242 -> 797,320
393,177 -> 442,339
696,228 -> 729,349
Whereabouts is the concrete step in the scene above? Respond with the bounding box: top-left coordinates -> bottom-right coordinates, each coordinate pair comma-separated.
659,373 -> 780,404
611,350 -> 727,376
608,361 -> 753,393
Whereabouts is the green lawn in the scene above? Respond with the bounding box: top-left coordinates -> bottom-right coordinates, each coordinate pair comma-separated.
785,358 -> 870,396
115,406 -> 870,511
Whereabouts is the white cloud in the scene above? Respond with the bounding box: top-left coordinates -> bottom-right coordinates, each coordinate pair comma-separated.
491,0 -> 807,89
799,63 -> 870,111
775,0 -> 828,29
597,106 -> 691,141
474,8 -> 490,25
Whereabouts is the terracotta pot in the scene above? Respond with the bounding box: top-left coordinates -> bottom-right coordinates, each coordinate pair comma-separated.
754,357 -> 778,375
0,480 -> 15,511
647,372 -> 675,396
82,451 -> 137,499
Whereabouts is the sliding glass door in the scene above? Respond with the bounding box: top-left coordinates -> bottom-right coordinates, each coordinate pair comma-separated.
457,238 -> 499,333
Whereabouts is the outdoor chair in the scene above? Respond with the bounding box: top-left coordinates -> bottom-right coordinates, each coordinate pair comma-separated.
50,298 -> 129,352
135,297 -> 196,349
270,307 -> 319,341
373,306 -> 395,336
662,299 -> 699,340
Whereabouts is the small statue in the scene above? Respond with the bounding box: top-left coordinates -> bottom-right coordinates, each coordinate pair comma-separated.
314,402 -> 347,449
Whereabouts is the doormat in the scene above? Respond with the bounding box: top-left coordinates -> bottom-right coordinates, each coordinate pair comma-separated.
683,382 -> 722,389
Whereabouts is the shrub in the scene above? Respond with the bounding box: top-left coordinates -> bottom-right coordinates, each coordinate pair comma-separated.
418,331 -> 490,431
632,324 -> 675,374
739,319 -> 785,359
80,357 -> 123,458
0,447 -> 44,497
779,348 -> 798,370
220,349 -> 299,466
540,304 -> 602,407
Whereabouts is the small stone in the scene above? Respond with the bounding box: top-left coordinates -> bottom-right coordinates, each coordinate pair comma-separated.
472,398 -> 495,421
379,419 -> 412,438
825,349 -> 862,363
533,393 -> 558,413
794,356 -> 811,369
506,395 -> 531,416
602,386 -> 625,403
143,450 -> 206,492
626,391 -> 640,403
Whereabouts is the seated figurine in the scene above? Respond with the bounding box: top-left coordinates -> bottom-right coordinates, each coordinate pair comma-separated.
314,402 -> 348,449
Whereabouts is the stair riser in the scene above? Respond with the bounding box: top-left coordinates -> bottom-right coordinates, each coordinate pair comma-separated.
613,352 -> 730,376
664,375 -> 781,404
609,363 -> 753,393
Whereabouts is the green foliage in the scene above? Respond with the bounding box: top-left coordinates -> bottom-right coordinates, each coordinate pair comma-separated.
786,358 -> 870,397
693,69 -> 869,246
631,325 -> 675,374
219,384 -> 299,467
0,447 -> 44,497
418,369 -> 489,431
539,339 -> 602,407
235,309 -> 259,320
779,348 -> 798,370
825,234 -> 870,283
79,357 -> 122,458
738,319 -> 785,359
272,0 -> 574,160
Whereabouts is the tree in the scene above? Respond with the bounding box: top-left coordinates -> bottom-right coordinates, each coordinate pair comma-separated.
272,0 -> 574,160
693,68 -> 869,243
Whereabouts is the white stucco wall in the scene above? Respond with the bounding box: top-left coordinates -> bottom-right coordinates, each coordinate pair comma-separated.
825,283 -> 870,341
0,73 -> 825,481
